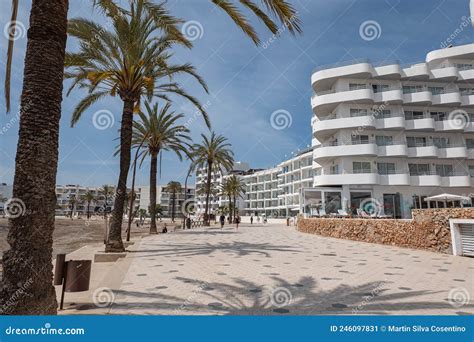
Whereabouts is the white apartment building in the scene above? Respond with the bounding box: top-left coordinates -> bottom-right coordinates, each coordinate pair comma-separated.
309,44 -> 474,218
244,167 -> 281,217
55,185 -> 115,216
194,161 -> 250,216
136,185 -> 195,218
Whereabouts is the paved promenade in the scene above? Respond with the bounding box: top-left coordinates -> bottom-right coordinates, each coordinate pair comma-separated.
61,223 -> 474,315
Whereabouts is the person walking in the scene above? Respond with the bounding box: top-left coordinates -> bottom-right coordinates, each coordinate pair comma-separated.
219,214 -> 225,229
250,215 -> 253,224
235,215 -> 241,230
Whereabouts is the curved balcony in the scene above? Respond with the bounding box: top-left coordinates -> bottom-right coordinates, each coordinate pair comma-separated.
378,172 -> 410,186
430,66 -> 459,81
375,114 -> 405,130
458,69 -> 474,81
311,88 -> 373,113
315,173 -> 378,186
437,146 -> 468,159
312,115 -> 375,138
410,174 -> 441,187
403,91 -> 432,105
441,174 -> 471,187
373,89 -> 403,104
405,117 -> 435,131
373,63 -> 402,79
431,91 -> 461,106
377,143 -> 408,157
313,142 -> 377,161
401,63 -> 430,80
435,118 -> 470,131
312,61 -> 373,92
461,94 -> 474,107
407,145 -> 438,158
426,44 -> 474,64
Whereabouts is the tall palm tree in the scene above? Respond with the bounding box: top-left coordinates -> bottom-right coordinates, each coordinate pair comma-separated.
191,133 -> 234,226
68,195 -> 77,219
220,178 -> 234,220
227,174 -> 246,221
65,1 -> 209,252
166,181 -> 182,222
81,190 -> 96,219
2,0 -> 302,315
133,102 -> 191,233
98,185 -> 114,218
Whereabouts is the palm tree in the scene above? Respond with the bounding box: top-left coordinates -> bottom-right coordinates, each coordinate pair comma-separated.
65,1 -> 209,252
149,204 -> 163,219
191,133 -> 234,226
220,178 -> 234,221
98,185 -> 114,218
166,181 -> 182,222
133,102 -> 191,233
81,190 -> 96,219
1,0 -> 302,315
227,175 -> 246,221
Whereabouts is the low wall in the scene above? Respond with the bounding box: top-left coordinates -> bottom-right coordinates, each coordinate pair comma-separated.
297,208 -> 474,254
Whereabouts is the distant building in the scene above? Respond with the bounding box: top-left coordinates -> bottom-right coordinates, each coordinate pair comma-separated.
136,185 -> 195,219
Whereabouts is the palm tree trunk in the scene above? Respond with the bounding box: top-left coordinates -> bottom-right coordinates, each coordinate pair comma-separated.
204,163 -> 212,226
149,152 -> 158,234
171,193 -> 175,222
87,202 -> 90,219
233,195 -> 237,222
106,100 -> 134,252
228,194 -> 232,221
1,0 -> 69,315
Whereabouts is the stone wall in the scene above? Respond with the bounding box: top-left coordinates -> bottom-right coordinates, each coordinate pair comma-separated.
297,208 -> 474,254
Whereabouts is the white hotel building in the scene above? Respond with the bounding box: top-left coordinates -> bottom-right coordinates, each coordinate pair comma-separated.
309,44 -> 474,218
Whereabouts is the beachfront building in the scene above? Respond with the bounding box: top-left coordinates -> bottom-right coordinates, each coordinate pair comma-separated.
309,43 -> 474,218
243,166 -> 282,217
194,161 -> 250,216
55,185 -> 116,217
277,147 -> 315,216
136,185 -> 195,219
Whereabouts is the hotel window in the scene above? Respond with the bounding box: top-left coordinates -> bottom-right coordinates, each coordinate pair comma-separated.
428,86 -> 444,95
459,88 -> 474,95
409,163 -> 431,176
375,135 -> 393,146
351,135 -> 369,145
467,139 -> 474,149
329,165 -> 339,175
376,109 -> 392,118
404,111 -> 425,120
350,108 -> 368,117
435,164 -> 454,177
469,166 -> 474,177
353,162 -> 372,174
349,83 -> 367,91
430,111 -> 446,121
372,84 -> 389,93
456,63 -> 474,71
406,136 -> 427,147
433,137 -> 449,148
402,85 -> 423,94
377,162 -> 396,175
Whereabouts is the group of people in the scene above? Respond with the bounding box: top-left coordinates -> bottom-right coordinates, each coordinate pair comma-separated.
249,215 -> 267,225
219,214 -> 241,229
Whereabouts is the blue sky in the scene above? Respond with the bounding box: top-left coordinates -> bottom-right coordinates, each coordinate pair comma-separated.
1,0 -> 473,188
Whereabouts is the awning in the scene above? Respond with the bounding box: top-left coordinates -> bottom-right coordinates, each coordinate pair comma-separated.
424,193 -> 471,202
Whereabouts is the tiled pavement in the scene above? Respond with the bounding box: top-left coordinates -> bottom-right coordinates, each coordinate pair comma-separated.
99,223 -> 473,315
